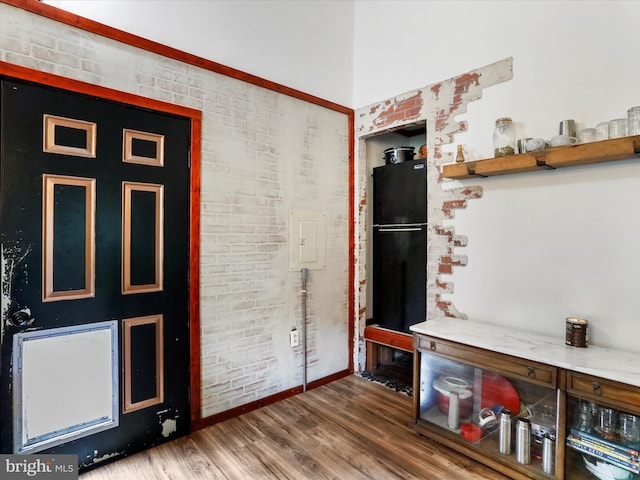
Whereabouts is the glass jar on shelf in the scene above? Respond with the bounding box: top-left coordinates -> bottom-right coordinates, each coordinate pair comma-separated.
493,117 -> 516,158
597,406 -> 619,440
573,399 -> 595,433
628,106 -> 640,136
620,412 -> 640,446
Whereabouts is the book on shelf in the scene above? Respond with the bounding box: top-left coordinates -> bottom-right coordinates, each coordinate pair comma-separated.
570,428 -> 640,458
567,434 -> 638,465
567,435 -> 639,474
568,433 -> 638,464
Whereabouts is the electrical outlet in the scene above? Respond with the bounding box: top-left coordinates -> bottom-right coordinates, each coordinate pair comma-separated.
289,328 -> 300,347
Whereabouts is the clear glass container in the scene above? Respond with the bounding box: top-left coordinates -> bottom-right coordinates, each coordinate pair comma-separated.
577,128 -> 596,144
573,400 -> 595,432
597,406 -> 618,440
493,117 -> 516,157
628,106 -> 640,136
608,118 -> 628,139
595,121 -> 610,140
620,413 -> 640,445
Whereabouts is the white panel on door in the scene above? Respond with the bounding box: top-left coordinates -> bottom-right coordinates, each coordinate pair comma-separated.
12,321 -> 119,453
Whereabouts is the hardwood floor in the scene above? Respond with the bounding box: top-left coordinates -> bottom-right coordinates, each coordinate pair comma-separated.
80,375 -> 509,479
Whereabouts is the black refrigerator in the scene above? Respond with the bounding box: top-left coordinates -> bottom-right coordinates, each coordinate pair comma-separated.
372,159 -> 427,333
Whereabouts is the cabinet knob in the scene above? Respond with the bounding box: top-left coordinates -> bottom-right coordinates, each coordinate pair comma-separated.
527,366 -> 536,378
592,381 -> 602,396
430,341 -> 436,351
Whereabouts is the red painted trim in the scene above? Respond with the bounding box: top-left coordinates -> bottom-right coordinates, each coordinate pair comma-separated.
307,368 -> 351,390
193,387 -> 302,431
192,369 -> 351,431
189,117 -> 202,427
1,0 -> 352,116
364,326 -> 413,352
1,0 -> 357,426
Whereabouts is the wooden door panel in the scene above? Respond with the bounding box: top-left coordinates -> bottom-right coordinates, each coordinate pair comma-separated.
42,174 -> 96,301
123,314 -> 164,413
122,182 -> 163,294
43,114 -> 97,158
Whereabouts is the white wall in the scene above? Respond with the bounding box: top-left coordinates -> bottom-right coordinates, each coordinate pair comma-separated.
44,0 -> 355,107
354,1 -> 640,353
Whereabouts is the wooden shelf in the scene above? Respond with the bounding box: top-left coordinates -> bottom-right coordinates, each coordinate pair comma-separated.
442,135 -> 640,180
364,325 -> 413,352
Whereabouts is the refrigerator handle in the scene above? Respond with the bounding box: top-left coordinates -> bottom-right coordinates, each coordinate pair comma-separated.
377,227 -> 423,232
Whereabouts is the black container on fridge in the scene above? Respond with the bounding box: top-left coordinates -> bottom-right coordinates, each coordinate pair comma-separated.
372,159 -> 427,333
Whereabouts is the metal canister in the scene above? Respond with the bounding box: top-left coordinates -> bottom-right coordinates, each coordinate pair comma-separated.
516,418 -> 531,464
499,409 -> 512,455
447,392 -> 460,430
566,317 -> 588,347
542,434 -> 555,474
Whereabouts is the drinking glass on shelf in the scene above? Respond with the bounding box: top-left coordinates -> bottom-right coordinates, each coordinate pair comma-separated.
620,413 -> 640,445
578,128 -> 596,144
608,118 -> 628,139
595,122 -> 610,140
628,106 -> 640,136
574,400 -> 594,432
598,406 -> 618,440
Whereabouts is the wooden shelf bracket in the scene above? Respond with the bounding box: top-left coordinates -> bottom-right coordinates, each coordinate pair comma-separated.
535,155 -> 555,170
466,163 -> 488,178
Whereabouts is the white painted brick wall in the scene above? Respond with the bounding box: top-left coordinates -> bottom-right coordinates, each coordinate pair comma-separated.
0,3 -> 350,419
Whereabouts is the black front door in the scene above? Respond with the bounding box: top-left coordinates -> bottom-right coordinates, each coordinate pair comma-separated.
0,78 -> 191,469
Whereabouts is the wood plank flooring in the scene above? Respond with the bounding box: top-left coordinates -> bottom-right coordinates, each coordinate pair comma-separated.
80,375 -> 509,479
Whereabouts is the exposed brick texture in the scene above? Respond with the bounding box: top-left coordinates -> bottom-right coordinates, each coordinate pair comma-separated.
354,58 -> 513,371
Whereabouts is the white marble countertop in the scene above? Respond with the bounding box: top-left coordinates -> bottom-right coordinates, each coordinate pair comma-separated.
410,318 -> 640,388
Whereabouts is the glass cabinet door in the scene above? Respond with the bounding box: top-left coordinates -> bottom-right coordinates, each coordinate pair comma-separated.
418,352 -> 558,477
565,396 -> 640,480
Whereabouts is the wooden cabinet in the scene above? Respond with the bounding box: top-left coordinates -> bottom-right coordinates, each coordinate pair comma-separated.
412,335 -> 563,479
442,135 -> 640,180
411,322 -> 640,480
565,373 -> 640,479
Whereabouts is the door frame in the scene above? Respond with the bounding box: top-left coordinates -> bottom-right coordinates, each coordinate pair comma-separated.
0,61 -> 203,428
